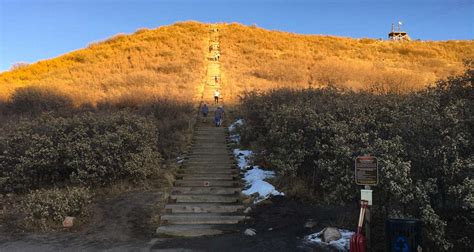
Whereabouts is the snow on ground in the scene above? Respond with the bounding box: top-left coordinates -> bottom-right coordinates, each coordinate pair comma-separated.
305,229 -> 354,251
228,119 -> 244,132
228,119 -> 244,143
233,148 -> 284,203
230,119 -> 284,203
234,149 -> 253,169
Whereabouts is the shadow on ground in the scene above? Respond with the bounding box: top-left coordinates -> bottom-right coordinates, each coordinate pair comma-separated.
153,196 -> 357,252
0,190 -> 163,251
0,195 -> 357,251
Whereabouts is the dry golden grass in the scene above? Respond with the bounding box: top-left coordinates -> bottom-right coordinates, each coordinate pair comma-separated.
2,22 -> 472,105
0,22 -> 209,105
218,23 -> 474,101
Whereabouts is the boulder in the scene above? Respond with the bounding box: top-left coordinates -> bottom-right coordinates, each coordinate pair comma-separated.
322,227 -> 341,242
244,228 -> 256,236
304,219 -> 317,229
62,216 -> 75,228
243,207 -> 252,214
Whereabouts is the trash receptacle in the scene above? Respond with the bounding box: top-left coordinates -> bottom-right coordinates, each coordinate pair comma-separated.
386,219 -> 422,252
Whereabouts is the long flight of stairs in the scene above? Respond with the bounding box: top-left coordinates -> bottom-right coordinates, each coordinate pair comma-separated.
156,25 -> 246,237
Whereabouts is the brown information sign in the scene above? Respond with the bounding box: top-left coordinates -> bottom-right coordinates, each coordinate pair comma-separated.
355,156 -> 378,185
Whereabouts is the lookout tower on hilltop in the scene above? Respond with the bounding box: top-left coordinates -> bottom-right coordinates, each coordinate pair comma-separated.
388,22 -> 411,41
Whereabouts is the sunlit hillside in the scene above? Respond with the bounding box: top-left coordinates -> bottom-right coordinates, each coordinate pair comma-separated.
0,22 -> 209,104
218,23 -> 474,100
2,22 -> 473,105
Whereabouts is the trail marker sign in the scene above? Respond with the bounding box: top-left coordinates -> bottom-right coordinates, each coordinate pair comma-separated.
355,156 -> 378,186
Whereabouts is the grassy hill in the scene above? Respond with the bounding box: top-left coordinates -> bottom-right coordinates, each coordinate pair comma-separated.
1,22 -> 473,105
0,22 -> 209,104
219,23 -> 473,100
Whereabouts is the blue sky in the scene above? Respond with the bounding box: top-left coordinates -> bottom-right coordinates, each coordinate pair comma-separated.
0,0 -> 473,71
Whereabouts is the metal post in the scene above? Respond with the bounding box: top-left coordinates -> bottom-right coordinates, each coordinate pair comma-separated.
365,185 -> 371,251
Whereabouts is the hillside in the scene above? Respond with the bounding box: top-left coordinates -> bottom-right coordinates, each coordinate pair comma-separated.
219,23 -> 473,100
1,22 -> 473,105
0,22 -> 209,104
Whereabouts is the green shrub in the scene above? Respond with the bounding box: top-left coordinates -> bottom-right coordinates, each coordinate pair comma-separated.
0,111 -> 162,192
21,186 -> 92,230
239,64 -> 473,250
97,99 -> 195,158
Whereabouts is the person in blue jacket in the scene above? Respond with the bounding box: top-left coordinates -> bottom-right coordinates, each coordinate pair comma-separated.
201,103 -> 209,117
214,106 -> 224,127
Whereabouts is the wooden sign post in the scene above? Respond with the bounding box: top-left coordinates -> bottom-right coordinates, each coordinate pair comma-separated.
355,155 -> 378,251
355,156 -> 378,186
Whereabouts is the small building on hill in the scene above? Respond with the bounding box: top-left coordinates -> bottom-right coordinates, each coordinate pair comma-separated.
389,22 -> 411,41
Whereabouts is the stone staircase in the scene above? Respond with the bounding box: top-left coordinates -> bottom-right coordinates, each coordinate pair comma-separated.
156,25 -> 245,237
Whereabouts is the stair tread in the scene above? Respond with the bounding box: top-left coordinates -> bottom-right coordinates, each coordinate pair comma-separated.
156,224 -> 237,237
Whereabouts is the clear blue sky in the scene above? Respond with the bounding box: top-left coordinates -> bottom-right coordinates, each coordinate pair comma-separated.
0,0 -> 473,71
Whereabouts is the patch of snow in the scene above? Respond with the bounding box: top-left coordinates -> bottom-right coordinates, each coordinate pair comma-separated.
228,119 -> 244,132
228,119 -> 244,143
243,167 -> 276,184
233,149 -> 253,170
233,148 -> 284,203
306,229 -> 354,251
243,176 -> 284,202
229,134 -> 241,143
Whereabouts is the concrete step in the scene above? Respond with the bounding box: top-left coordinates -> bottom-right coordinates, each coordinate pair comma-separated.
184,159 -> 235,165
170,194 -> 240,203
193,132 -> 226,135
179,174 -> 237,180
183,160 -> 234,165
182,166 -> 235,170
175,180 -> 240,187
191,140 -> 227,143
188,150 -> 231,152
192,138 -> 227,140
192,137 -> 226,140
188,147 -> 231,150
186,159 -> 234,162
185,155 -> 233,159
165,203 -> 244,213
182,162 -> 236,167
188,150 -> 231,153
192,138 -> 226,141
160,214 -> 246,225
184,157 -> 232,161
184,162 -> 235,166
190,145 -> 228,148
190,144 -> 229,147
178,169 -> 238,175
180,165 -> 237,170
190,142 -> 228,145
156,224 -> 237,237
171,187 -> 240,195
186,154 -> 233,158
189,145 -> 229,148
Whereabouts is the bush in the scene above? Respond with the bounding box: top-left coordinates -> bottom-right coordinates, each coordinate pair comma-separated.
97,98 -> 195,159
0,111 -> 162,192
21,186 -> 92,230
239,65 -> 473,250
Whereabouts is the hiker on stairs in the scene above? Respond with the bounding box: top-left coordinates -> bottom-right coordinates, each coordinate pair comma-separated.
201,103 -> 209,117
214,89 -> 220,104
214,106 -> 224,127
